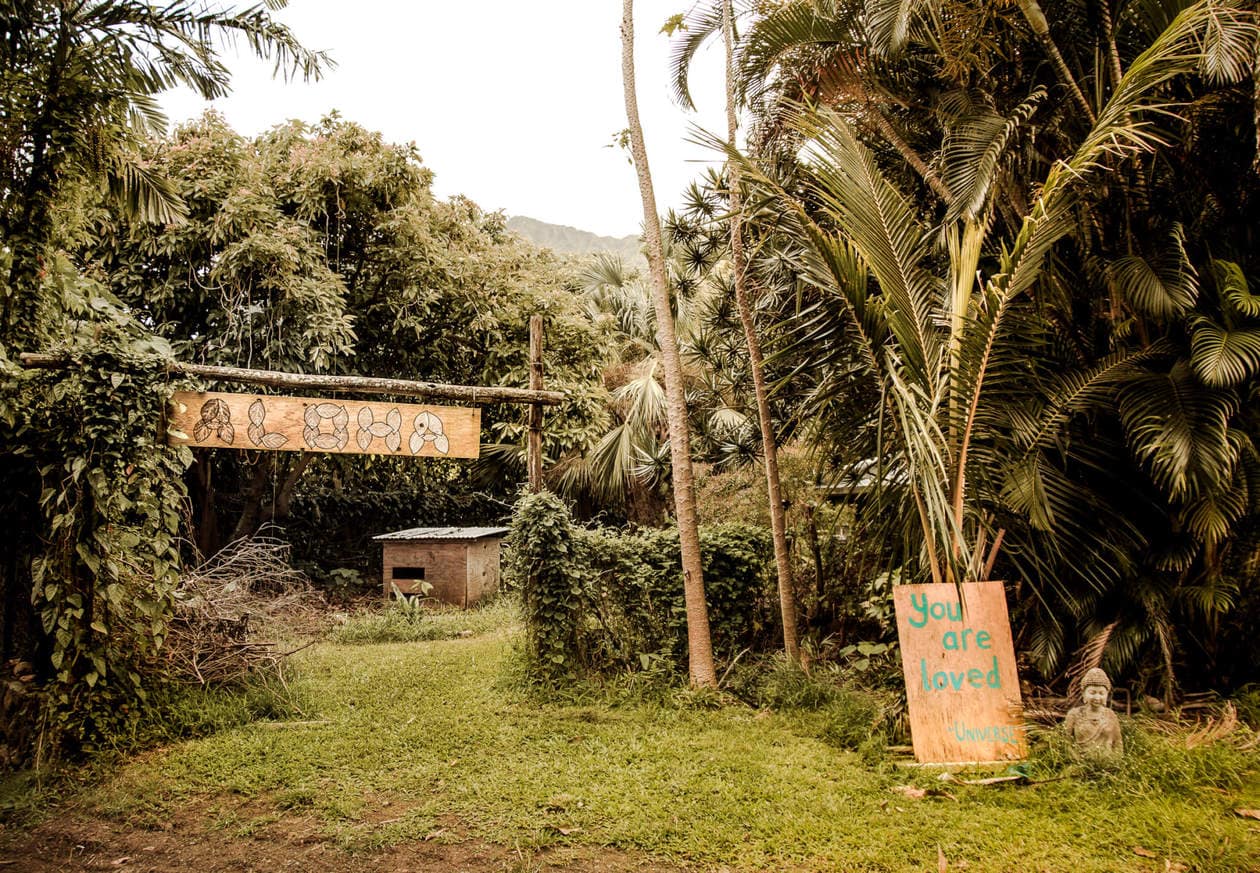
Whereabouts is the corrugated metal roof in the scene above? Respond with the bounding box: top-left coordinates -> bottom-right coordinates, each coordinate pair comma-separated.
372,526 -> 510,542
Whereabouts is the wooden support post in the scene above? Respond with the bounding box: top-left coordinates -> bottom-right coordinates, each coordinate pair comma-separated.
528,315 -> 544,492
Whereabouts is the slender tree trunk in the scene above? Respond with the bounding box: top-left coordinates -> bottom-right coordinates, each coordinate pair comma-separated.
1015,0 -> 1095,124
621,0 -> 716,688
4,9 -> 72,339
721,0 -> 801,665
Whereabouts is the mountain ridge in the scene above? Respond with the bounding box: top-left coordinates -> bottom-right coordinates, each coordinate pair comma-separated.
507,215 -> 642,264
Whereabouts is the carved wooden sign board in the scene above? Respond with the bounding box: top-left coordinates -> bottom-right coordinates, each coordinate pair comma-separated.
893,581 -> 1027,764
167,391 -> 480,459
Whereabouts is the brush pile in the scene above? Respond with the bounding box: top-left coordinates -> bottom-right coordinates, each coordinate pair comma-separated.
166,530 -> 322,685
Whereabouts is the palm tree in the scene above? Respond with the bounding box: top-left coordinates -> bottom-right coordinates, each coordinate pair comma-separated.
0,0 -> 328,342
621,0 -> 717,687
722,0 -> 803,662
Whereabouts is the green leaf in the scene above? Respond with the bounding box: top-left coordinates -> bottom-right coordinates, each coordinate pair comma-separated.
1189,317 -> 1260,388
660,13 -> 686,36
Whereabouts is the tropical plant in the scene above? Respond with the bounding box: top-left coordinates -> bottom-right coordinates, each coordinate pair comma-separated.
0,0 -> 326,342
722,0 -> 1260,682
622,0 -> 717,687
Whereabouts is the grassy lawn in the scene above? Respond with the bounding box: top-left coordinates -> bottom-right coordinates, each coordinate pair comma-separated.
8,606 -> 1259,872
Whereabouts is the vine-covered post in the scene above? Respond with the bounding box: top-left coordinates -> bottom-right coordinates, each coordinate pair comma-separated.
528,315 -> 544,492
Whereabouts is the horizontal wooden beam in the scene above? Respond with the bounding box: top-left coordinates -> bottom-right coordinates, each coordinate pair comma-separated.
19,353 -> 566,406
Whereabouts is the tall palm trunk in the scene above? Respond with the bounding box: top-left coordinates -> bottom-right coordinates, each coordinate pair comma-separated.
621,0 -> 717,687
721,0 -> 801,665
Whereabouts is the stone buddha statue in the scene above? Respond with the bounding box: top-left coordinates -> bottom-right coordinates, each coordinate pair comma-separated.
1064,667 -> 1123,756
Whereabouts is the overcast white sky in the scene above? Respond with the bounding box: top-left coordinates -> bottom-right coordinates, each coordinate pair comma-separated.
159,0 -> 727,239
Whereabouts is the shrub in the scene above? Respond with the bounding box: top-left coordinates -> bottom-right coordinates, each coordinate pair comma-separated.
504,491 -> 776,684
505,491 -> 587,683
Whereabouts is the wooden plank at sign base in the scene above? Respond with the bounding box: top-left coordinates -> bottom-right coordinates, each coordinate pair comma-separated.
167,391 -> 481,459
893,581 -> 1026,764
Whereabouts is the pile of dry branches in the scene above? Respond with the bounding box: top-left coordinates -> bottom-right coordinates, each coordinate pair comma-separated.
165,530 -> 323,686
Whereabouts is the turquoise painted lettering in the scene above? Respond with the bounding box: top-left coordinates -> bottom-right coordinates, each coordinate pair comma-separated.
950,720 -> 1022,745
986,655 -> 1001,688
943,631 -> 959,650
909,593 -> 929,628
920,658 -> 931,691
976,630 -> 992,649
967,668 -> 984,688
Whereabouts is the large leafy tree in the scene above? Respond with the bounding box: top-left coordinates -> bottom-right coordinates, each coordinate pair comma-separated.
85,113 -> 610,555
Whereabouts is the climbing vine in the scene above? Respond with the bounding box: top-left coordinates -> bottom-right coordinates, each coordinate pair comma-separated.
3,260 -> 192,756
505,490 -> 586,684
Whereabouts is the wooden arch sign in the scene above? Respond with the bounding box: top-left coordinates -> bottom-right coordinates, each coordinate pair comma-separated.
167,391 -> 481,459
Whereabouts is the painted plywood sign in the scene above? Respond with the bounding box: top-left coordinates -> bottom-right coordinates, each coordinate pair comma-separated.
167,391 -> 480,459
893,581 -> 1026,764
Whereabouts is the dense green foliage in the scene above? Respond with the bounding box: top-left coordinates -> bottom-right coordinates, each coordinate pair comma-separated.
505,490 -> 774,684
1,265 -> 191,756
3,0 -> 1260,769
504,491 -> 588,683
82,112 -> 611,555
667,0 -> 1260,691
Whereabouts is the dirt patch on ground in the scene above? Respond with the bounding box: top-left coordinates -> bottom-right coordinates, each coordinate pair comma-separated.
0,797 -> 689,872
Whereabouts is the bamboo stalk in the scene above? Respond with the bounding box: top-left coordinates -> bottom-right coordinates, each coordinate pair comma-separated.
19,352 -> 565,406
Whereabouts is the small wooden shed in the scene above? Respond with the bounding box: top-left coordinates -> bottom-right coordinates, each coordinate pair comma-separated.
373,526 -> 509,608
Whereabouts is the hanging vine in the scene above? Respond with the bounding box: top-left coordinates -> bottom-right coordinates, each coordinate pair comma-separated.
4,263 -> 192,757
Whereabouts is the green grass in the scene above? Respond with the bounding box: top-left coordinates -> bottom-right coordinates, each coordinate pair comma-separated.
326,594 -> 519,644
10,609 -> 1260,872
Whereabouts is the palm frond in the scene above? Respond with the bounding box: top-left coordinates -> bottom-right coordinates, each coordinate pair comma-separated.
667,0 -> 725,110
734,0 -> 862,106
1213,259 -> 1260,317
866,0 -> 925,56
1189,316 -> 1260,387
1117,363 -> 1239,500
789,108 -> 943,385
1108,225 -> 1198,319
942,88 -> 1046,223
1065,620 -> 1117,700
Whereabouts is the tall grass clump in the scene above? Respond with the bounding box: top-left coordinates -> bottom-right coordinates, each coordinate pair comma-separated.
726,653 -> 903,753
1028,715 -> 1258,796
